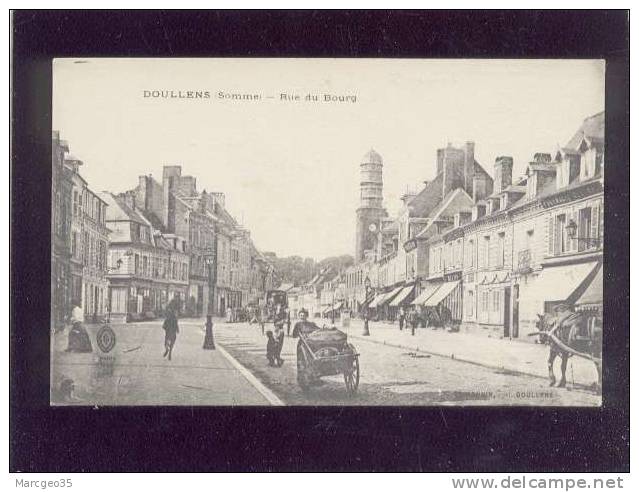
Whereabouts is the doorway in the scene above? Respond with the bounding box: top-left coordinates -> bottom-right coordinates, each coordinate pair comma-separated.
512,284 -> 520,338
503,287 -> 511,338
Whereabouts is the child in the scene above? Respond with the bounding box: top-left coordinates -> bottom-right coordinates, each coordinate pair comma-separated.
266,330 -> 277,367
273,323 -> 285,367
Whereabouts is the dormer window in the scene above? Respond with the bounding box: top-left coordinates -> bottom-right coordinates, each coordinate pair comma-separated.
472,204 -> 486,221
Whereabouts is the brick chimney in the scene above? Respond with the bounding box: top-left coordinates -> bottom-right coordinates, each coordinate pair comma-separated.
163,165 -> 181,232
494,156 -> 513,194
464,141 -> 475,195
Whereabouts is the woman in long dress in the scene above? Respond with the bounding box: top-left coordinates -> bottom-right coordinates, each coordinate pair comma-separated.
163,302 -> 180,361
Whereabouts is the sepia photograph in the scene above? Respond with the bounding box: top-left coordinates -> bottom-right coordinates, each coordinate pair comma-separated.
49,58 -> 607,407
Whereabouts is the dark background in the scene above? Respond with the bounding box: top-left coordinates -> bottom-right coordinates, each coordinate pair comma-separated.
11,10 -> 630,472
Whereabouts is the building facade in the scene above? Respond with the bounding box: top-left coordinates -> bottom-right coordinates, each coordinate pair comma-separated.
434,112 -> 604,341
124,165 -> 271,317
101,192 -> 190,322
333,113 -> 603,341
65,155 -> 110,321
51,132 -> 73,328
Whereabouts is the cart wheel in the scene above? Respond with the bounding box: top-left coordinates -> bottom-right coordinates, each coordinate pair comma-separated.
344,356 -> 360,396
297,344 -> 311,392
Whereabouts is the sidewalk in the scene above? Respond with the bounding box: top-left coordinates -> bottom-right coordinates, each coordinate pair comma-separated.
50,320 -> 274,405
342,319 -> 599,388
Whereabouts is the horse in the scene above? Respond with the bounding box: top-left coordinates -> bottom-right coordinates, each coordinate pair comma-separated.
534,307 -> 602,391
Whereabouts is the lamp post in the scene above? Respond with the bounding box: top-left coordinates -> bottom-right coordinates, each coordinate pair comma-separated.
566,219 -> 602,249
203,254 -> 216,350
363,276 -> 371,336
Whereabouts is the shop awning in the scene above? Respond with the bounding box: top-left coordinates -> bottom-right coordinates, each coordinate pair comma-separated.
380,285 -> 405,306
360,293 -> 375,307
575,265 -> 603,310
411,282 -> 443,305
536,261 -> 599,303
368,293 -> 388,309
389,285 -> 415,307
423,281 -> 460,307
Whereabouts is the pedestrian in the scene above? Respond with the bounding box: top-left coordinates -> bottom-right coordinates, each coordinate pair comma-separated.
260,305 -> 267,335
265,330 -> 277,367
409,307 -> 417,336
66,301 -> 93,353
286,308 -> 291,337
398,306 -> 406,331
163,301 -> 180,361
274,322 -> 285,367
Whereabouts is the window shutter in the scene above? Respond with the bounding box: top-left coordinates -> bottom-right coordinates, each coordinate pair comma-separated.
591,203 -> 600,243
547,215 -> 554,256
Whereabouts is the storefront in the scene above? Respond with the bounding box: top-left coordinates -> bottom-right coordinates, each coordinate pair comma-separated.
423,280 -> 462,321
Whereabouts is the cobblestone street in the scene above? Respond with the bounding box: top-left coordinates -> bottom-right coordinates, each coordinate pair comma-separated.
210,320 -> 601,406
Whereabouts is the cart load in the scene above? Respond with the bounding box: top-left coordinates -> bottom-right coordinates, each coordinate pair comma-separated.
296,325 -> 360,395
304,326 -> 348,350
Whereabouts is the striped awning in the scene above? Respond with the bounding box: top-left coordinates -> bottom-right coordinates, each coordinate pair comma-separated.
380,285 -> 405,306
411,282 -> 443,305
575,265 -> 602,310
368,293 -> 388,309
423,281 -> 460,307
536,261 -> 599,303
389,285 -> 415,307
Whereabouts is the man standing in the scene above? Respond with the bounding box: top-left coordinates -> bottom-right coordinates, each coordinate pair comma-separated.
398,306 -> 406,331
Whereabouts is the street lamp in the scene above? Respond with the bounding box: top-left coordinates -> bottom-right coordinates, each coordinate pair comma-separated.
363,276 -> 371,336
203,254 -> 216,350
566,219 -> 602,248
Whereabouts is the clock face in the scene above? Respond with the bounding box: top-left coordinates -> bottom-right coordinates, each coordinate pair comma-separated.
368,223 -> 377,232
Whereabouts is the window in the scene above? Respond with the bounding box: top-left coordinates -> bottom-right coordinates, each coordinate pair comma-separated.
71,232 -> 77,257
73,191 -> 79,217
483,235 -> 490,268
578,208 -> 593,252
492,290 -> 500,312
134,254 -> 140,275
555,214 -> 567,254
467,239 -> 475,267
142,256 -> 148,277
525,229 -> 534,250
466,290 -> 474,317
496,232 -> 505,268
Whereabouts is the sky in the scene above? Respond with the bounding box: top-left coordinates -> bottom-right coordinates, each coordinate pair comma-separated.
53,58 -> 604,260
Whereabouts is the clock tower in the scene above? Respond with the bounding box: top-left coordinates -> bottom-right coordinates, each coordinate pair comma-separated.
355,149 -> 387,263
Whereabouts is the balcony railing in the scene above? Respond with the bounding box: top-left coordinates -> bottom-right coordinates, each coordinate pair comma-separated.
517,249 -> 532,273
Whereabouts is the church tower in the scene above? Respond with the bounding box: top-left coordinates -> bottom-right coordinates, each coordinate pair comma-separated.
355,149 -> 387,263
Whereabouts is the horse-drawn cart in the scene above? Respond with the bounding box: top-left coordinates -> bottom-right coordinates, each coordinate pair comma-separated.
296,326 -> 360,395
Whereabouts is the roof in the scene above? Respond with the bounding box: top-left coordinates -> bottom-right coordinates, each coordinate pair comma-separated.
565,111 -> 604,150
406,172 -> 444,218
101,192 -> 149,225
414,188 -> 473,240
362,148 -> 383,164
